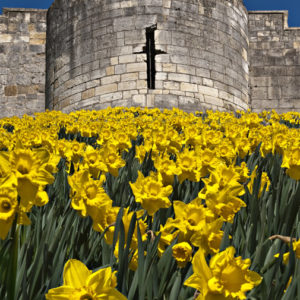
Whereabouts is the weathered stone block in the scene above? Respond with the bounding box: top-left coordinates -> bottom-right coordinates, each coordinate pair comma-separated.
168,73 -> 190,82
106,66 -> 115,76
180,82 -> 198,92
119,55 -> 136,64
126,63 -> 146,72
204,95 -> 224,106
198,85 -> 219,97
95,83 -> 118,95
118,81 -> 137,90
100,92 -> 122,102
81,88 -> 95,100
101,75 -> 120,85
0,34 -> 12,43
4,85 -> 17,96
121,73 -> 139,81
132,94 -> 146,106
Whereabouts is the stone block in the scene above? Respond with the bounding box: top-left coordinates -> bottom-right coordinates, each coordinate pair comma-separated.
119,55 -> 137,64
177,64 -> 196,75
127,63 -> 146,72
203,78 -> 213,87
100,92 -> 122,102
219,91 -> 233,101
154,94 -> 179,109
132,94 -> 146,106
163,81 -> 180,90
123,90 -> 138,99
170,55 -> 190,65
81,88 -> 95,100
146,94 -> 155,107
101,75 -> 120,85
110,57 -> 119,65
162,63 -> 176,72
118,81 -> 137,90
180,82 -> 198,92
0,34 -> 12,43
106,66 -> 115,76
115,64 -> 126,74
156,72 -> 167,80
121,73 -> 139,81
168,73 -> 190,82
204,95 -> 224,106
137,80 -> 147,89
251,87 -> 268,100
156,30 -> 171,44
4,86 -> 17,96
29,32 -> 46,39
113,16 -> 135,31
198,85 -> 218,97
156,54 -> 170,63
95,83 -> 118,95
268,86 -> 281,100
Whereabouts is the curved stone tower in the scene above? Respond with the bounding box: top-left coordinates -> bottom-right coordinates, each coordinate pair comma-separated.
46,0 -> 249,113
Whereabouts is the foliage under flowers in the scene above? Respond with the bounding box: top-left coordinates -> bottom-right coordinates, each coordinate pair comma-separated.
1,107 -> 300,299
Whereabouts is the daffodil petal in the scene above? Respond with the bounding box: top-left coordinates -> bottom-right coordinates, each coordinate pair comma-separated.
63,259 -> 91,288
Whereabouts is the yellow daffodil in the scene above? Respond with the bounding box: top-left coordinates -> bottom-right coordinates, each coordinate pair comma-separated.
130,171 -> 172,216
199,164 -> 246,223
0,187 -> 18,239
282,147 -> 300,180
45,259 -> 127,299
185,247 -> 262,300
172,242 -> 193,268
68,170 -> 112,226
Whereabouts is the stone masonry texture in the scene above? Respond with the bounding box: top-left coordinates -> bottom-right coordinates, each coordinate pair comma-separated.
1,2 -> 300,117
248,11 -> 300,113
0,8 -> 47,118
46,0 -> 249,113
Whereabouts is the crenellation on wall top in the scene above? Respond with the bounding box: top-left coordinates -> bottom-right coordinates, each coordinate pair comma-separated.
2,8 -> 47,14
248,10 -> 300,31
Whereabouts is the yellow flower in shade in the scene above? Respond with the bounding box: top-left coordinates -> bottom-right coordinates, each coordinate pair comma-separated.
129,171 -> 172,216
0,146 -> 54,213
157,221 -> 179,257
0,187 -> 18,240
170,200 -> 223,254
153,155 -> 181,185
82,145 -> 108,178
120,208 -> 148,250
176,148 -> 203,183
172,242 -> 193,268
68,170 -> 112,226
45,259 -> 127,300
282,147 -> 300,180
199,164 -> 246,223
111,131 -> 132,152
274,239 -> 300,265
248,166 -> 270,198
100,143 -> 125,177
184,247 -> 262,300
94,206 -> 120,243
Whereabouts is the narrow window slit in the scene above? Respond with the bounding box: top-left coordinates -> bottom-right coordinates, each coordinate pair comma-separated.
134,24 -> 166,89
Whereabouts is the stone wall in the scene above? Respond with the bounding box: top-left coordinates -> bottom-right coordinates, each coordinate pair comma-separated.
46,0 -> 249,113
249,11 -> 300,113
0,8 -> 46,118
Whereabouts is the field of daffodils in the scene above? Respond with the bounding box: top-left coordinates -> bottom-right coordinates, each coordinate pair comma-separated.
1,107 -> 300,299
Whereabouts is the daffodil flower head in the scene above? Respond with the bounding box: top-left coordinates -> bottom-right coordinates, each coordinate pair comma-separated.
0,187 -> 18,240
45,259 -> 127,300
129,171 -> 172,216
172,242 -> 193,268
185,247 -> 262,300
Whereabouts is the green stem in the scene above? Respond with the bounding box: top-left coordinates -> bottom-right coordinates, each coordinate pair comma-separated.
7,221 -> 19,300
